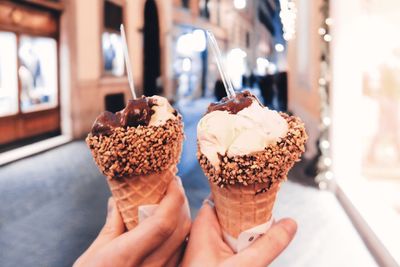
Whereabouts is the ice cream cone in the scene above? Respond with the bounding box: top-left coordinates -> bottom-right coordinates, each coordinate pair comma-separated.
210,181 -> 280,238
86,96 -> 184,230
107,167 -> 176,230
197,91 -> 307,240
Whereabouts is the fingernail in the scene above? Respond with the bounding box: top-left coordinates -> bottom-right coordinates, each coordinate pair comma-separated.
203,198 -> 215,208
280,219 -> 297,236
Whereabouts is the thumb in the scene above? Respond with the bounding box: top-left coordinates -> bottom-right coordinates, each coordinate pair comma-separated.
90,197 -> 125,250
225,218 -> 297,267
192,199 -> 233,252
182,198 -> 233,267
193,198 -> 222,235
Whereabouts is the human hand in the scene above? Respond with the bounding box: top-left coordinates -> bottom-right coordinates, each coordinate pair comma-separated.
74,177 -> 191,267
182,199 -> 297,267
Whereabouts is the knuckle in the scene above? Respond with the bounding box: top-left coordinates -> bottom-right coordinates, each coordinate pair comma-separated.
175,190 -> 185,206
154,218 -> 175,239
270,226 -> 292,249
100,223 -> 117,236
183,218 -> 192,235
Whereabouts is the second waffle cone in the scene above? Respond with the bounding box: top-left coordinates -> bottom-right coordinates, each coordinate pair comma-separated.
210,181 -> 281,238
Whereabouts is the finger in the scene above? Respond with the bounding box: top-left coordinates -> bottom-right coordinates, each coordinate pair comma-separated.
111,178 -> 185,266
195,198 -> 221,232
164,241 -> 186,267
141,202 -> 191,266
142,176 -> 190,266
192,200 -> 233,252
182,200 -> 232,267
86,198 -> 125,252
226,218 -> 297,267
153,175 -> 186,219
177,176 -> 192,220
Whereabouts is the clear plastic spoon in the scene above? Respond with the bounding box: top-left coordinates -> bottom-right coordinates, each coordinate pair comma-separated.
120,24 -> 137,99
206,30 -> 236,98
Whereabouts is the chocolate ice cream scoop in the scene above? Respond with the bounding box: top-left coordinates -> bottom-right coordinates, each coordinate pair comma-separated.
87,94 -> 183,178
119,97 -> 154,128
91,96 -> 177,136
91,111 -> 122,136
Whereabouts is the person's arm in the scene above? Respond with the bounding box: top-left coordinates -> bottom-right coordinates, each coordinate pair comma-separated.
74,177 -> 191,267
182,199 -> 297,267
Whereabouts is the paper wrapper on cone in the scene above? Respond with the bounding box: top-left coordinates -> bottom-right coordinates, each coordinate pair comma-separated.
198,113 -> 307,240
87,118 -> 184,230
210,181 -> 280,238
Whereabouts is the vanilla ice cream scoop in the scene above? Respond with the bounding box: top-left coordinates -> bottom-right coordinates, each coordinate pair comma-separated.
197,91 -> 288,168
148,95 -> 177,126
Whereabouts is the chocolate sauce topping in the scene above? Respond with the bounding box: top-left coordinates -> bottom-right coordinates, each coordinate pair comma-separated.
119,97 -> 155,128
91,111 -> 121,136
91,96 -> 158,136
207,90 -> 261,114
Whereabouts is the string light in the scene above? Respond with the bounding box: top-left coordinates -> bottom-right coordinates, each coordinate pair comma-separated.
316,0 -> 333,189
234,0 -> 246,10
323,157 -> 332,166
323,34 -> 332,42
279,0 -> 297,40
322,116 -> 331,126
275,43 -> 285,52
321,140 -> 330,149
325,171 -> 334,180
325,17 -> 333,26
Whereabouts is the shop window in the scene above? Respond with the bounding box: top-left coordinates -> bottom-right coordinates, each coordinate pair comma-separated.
199,0 -> 210,20
0,32 -> 18,116
18,35 -> 58,112
0,1 -> 60,147
102,0 -> 124,77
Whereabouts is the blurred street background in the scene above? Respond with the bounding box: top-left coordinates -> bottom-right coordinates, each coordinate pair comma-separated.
0,0 -> 399,266
0,102 -> 376,267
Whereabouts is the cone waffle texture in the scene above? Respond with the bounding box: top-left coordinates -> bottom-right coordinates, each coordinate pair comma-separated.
107,167 -> 175,230
210,181 -> 280,238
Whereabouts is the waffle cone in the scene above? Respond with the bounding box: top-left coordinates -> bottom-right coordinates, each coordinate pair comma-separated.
107,167 -> 176,230
210,181 -> 281,238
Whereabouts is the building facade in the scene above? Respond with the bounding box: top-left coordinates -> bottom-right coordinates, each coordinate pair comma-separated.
0,0 -> 277,146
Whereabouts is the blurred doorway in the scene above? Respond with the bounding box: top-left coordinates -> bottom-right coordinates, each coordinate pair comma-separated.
0,2 -> 61,151
143,0 -> 162,96
173,27 -> 207,100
